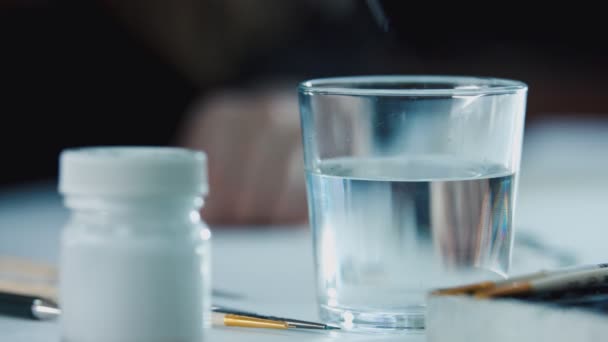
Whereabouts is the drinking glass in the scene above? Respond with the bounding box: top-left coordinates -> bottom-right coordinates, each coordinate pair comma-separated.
298,76 -> 527,330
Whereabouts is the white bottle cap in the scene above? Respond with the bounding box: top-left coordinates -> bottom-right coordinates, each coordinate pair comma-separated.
59,147 -> 208,197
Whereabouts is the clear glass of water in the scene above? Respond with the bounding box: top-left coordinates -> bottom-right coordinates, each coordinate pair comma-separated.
298,76 -> 527,331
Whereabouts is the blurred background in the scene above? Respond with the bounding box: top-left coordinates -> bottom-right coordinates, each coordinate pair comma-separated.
1,0 -> 607,225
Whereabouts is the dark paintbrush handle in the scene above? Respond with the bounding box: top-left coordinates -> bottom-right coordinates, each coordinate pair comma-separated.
0,292 -> 39,319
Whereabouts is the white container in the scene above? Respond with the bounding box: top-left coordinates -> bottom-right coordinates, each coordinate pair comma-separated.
58,147 -> 211,342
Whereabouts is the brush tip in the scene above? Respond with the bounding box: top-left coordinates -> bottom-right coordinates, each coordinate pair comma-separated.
475,282 -> 532,298
431,281 -> 496,296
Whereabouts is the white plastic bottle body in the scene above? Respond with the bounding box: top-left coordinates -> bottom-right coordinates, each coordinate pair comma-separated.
59,200 -> 211,342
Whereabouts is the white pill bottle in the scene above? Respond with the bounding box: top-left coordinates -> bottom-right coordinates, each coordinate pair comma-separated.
59,147 -> 211,342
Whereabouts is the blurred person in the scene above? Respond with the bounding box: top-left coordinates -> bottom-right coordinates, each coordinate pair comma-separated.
177,83 -> 306,225
2,0 -> 607,226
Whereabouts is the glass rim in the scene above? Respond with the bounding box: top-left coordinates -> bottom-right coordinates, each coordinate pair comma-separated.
299,75 -> 527,96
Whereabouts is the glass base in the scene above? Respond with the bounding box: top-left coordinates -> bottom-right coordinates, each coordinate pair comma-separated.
319,304 -> 425,331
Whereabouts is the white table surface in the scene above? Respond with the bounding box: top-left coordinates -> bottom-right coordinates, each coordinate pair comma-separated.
0,119 -> 606,341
